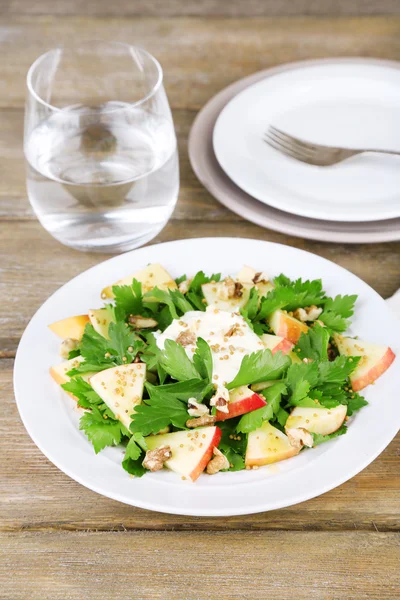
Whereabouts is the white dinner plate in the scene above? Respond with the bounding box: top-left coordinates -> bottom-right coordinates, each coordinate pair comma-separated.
213,60 -> 400,222
14,238 -> 400,516
189,60 -> 400,244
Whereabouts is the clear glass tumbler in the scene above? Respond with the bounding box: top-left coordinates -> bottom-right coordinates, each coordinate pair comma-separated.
24,41 -> 179,252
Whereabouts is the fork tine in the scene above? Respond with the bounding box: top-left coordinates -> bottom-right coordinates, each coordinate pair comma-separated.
269,125 -> 319,154
268,127 -> 314,157
264,132 -> 310,161
264,135 -> 308,162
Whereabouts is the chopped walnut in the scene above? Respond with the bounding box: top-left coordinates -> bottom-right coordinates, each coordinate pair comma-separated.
176,330 -> 196,347
60,337 -> 79,359
217,277 -> 243,301
252,271 -> 270,284
178,279 -> 192,294
142,445 -> 172,472
206,447 -> 230,474
129,315 -> 158,329
293,305 -> 323,322
209,385 -> 230,414
187,398 -> 209,417
186,414 -> 216,428
286,427 -> 314,449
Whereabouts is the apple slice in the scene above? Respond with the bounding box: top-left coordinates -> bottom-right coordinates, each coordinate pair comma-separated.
90,364 -> 146,429
145,426 -> 222,481
48,315 -> 89,340
285,405 -> 347,436
334,334 -> 395,392
268,310 -> 308,344
101,263 -> 177,299
50,356 -> 97,402
215,385 -> 266,421
260,333 -> 293,355
202,281 -> 253,311
245,421 -> 300,467
88,308 -> 114,339
235,266 -> 274,296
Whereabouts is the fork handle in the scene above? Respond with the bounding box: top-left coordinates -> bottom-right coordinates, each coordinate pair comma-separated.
364,149 -> 400,157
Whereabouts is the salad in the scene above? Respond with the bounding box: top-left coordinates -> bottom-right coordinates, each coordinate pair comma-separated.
49,264 -> 395,482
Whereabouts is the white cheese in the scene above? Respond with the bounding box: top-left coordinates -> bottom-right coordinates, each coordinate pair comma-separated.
155,306 -> 263,387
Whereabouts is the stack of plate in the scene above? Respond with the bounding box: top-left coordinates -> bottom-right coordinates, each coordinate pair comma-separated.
188,58 -> 400,243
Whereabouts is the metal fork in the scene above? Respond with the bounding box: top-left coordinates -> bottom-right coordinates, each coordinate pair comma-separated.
264,125 -> 400,166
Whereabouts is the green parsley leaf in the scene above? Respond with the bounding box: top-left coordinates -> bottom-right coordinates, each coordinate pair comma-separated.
168,289 -> 195,314
275,407 -> 289,427
145,379 -> 212,402
217,418 -> 246,471
175,274 -> 187,286
240,287 -> 260,322
61,377 -> 102,409
129,388 -> 189,435
317,355 -> 361,385
227,349 -> 291,389
186,271 -> 221,311
311,425 -> 347,446
140,332 -> 167,384
78,324 -> 113,367
144,287 -> 179,320
193,337 -> 213,381
286,362 -> 319,405
323,294 -> 357,318
160,339 -> 200,381
345,392 -> 368,416
295,324 -> 329,362
122,435 -> 147,477
79,409 -> 125,454
112,278 -> 144,321
236,382 -> 287,433
319,311 -> 349,333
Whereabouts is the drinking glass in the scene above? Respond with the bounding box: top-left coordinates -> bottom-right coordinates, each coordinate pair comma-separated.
24,41 -> 179,252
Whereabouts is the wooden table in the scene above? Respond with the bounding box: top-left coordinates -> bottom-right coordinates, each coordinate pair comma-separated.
1,3 -> 399,598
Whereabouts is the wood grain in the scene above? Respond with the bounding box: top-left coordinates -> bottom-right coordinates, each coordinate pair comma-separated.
1,531 -> 399,600
0,17 -> 400,110
4,0 -> 400,17
1,360 -> 399,532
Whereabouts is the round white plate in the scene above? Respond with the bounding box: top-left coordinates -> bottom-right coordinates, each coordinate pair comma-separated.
189,59 -> 400,243
213,60 -> 400,222
14,238 -> 400,516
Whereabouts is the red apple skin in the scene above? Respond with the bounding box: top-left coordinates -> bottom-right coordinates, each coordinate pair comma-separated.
351,347 -> 396,391
272,338 -> 294,355
215,391 -> 266,422
189,427 -> 222,481
269,311 -> 308,344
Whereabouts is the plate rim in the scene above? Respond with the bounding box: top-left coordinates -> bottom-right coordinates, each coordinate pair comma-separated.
13,237 -> 400,516
188,57 -> 400,243
212,58 -> 400,223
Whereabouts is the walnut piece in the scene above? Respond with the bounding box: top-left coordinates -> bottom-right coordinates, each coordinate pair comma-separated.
178,279 -> 192,294
176,330 -> 196,347
293,305 -> 323,322
217,277 -> 243,301
187,398 -> 209,417
186,414 -> 216,428
286,427 -> 314,449
142,445 -> 172,472
252,271 -> 269,284
60,337 -> 79,359
206,447 -> 230,474
210,385 -> 230,414
129,315 -> 158,329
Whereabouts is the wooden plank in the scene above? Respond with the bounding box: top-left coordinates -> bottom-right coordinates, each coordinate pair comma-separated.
1,220 -> 399,354
0,16 -> 400,110
2,361 -> 399,532
1,530 -> 399,599
4,0 -> 400,17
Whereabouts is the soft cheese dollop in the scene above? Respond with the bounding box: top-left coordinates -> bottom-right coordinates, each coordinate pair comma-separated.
155,306 -> 263,386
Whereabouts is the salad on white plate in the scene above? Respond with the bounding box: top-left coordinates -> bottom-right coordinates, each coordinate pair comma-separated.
49,263 -> 395,482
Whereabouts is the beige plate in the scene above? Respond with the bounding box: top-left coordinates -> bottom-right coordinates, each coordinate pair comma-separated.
188,58 -> 400,243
